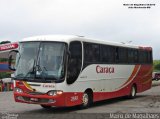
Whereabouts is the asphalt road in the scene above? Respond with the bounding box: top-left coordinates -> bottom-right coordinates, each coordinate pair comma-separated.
0,81 -> 160,119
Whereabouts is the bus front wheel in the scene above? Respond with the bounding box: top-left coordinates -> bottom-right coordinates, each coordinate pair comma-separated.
80,91 -> 92,109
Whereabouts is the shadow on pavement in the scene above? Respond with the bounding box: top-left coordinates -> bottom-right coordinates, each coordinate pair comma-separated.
21,95 -> 147,114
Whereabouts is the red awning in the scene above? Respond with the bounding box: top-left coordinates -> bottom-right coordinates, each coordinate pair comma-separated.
0,42 -> 18,58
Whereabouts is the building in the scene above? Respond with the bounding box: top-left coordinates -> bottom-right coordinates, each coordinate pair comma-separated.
0,42 -> 18,72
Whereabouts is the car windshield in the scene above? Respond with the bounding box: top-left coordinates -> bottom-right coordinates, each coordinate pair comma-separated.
15,42 -> 66,81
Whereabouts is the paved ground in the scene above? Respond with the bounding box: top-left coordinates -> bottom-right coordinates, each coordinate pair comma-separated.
0,81 -> 160,119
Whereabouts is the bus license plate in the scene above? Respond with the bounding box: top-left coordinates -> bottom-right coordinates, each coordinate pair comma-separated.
30,98 -> 39,102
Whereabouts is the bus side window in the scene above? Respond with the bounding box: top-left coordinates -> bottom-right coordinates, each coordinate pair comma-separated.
67,41 -> 82,84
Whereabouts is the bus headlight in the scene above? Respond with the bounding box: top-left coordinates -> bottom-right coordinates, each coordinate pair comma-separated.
14,87 -> 23,93
47,90 -> 63,96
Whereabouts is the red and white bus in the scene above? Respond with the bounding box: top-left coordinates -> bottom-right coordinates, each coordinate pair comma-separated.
9,35 -> 153,109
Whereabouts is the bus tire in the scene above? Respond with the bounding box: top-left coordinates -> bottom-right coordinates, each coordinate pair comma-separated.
40,105 -> 52,109
129,85 -> 137,99
80,91 -> 92,109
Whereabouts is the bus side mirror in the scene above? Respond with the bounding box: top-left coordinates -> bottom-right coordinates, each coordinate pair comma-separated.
8,50 -> 18,71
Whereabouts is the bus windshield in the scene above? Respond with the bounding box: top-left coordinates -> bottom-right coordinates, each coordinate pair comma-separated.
15,42 -> 66,82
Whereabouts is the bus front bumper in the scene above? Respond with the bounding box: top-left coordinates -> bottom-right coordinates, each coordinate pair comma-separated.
14,92 -> 66,107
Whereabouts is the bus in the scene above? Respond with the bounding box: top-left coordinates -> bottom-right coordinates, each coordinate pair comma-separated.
8,35 -> 153,109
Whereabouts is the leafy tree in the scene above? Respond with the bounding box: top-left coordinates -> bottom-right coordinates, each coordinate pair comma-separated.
0,72 -> 12,79
0,58 -> 8,62
153,60 -> 160,71
155,63 -> 160,71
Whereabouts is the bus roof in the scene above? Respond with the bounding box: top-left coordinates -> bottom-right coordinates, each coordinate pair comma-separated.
21,35 -> 151,50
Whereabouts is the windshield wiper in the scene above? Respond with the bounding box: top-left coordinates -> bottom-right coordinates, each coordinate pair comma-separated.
35,64 -> 47,81
43,66 -> 48,71
14,73 -> 30,81
36,64 -> 59,81
14,73 -> 25,80
34,42 -> 46,81
15,68 -> 35,81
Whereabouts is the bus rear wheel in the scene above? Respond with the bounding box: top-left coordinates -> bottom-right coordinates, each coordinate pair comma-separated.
129,85 -> 137,99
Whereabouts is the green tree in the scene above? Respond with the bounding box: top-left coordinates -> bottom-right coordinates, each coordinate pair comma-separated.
155,63 -> 160,71
153,60 -> 160,71
0,72 -> 11,79
0,58 -> 8,62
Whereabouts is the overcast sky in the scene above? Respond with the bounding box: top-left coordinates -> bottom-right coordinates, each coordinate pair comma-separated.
0,0 -> 159,59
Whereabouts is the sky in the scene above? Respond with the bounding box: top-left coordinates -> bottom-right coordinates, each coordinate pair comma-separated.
0,0 -> 159,59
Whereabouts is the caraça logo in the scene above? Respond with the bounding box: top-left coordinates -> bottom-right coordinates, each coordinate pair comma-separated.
42,84 -> 55,88
96,65 -> 114,74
